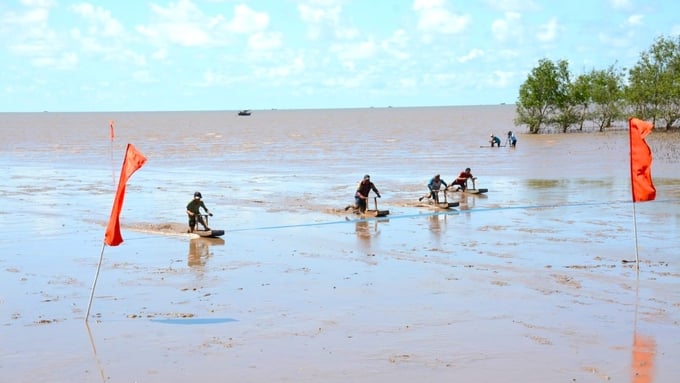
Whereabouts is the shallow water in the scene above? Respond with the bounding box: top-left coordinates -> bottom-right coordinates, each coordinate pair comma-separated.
1,106 -> 679,382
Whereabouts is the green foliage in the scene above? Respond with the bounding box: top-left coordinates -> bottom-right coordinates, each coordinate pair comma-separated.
515,59 -> 563,133
515,34 -> 680,133
589,66 -> 625,131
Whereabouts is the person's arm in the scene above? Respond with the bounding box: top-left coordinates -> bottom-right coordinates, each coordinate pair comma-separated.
372,184 -> 381,198
355,182 -> 365,199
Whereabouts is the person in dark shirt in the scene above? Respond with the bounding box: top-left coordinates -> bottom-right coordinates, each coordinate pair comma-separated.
186,191 -> 211,232
345,174 -> 381,213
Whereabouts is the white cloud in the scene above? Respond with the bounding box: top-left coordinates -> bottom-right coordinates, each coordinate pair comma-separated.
139,1 -> 218,47
672,24 -> 680,36
2,1 -> 77,69
138,1 -> 270,48
31,51 -> 77,69
458,48 -> 485,63
609,0 -> 632,11
297,2 -> 342,40
228,4 -> 269,34
536,18 -> 558,42
491,12 -> 522,42
413,0 -> 470,35
484,0 -> 540,12
331,39 -> 377,63
21,0 -> 56,7
627,14 -> 643,26
152,48 -> 168,60
335,26 -> 360,40
598,31 -> 629,48
381,29 -> 410,60
132,70 -> 156,84
486,70 -> 514,88
261,56 -> 306,79
248,31 -> 282,51
70,3 -> 124,37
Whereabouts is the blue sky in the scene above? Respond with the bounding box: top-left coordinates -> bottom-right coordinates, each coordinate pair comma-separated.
1,0 -> 678,112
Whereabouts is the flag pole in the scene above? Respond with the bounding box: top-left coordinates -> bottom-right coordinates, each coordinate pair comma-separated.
110,120 -> 116,186
86,243 -> 107,322
632,202 -> 640,270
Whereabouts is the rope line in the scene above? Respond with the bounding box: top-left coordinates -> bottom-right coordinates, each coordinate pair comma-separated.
226,198 -> 672,233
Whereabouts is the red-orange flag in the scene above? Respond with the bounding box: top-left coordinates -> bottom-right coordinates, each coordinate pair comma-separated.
104,144 -> 147,246
109,120 -> 115,141
629,118 -> 656,202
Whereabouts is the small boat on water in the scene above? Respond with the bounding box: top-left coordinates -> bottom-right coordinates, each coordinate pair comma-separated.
194,229 -> 225,238
238,109 -> 251,116
448,188 -> 488,195
345,197 -> 390,217
417,190 -> 460,209
191,214 -> 225,238
447,179 -> 488,195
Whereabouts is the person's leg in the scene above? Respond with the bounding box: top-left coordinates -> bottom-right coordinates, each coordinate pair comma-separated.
197,214 -> 210,230
358,197 -> 367,212
188,214 -> 196,233
354,196 -> 363,212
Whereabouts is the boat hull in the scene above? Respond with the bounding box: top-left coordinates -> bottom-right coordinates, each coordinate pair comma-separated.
194,229 -> 225,238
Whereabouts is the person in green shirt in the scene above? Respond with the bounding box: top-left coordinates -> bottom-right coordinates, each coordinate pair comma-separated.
186,191 -> 211,232
490,134 -> 501,147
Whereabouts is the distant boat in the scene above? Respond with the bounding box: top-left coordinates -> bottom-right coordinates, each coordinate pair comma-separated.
238,110 -> 251,116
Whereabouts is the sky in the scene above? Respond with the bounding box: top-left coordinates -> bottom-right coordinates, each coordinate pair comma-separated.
1,0 -> 679,112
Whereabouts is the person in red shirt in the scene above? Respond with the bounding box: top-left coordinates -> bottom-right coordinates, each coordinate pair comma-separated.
450,168 -> 476,191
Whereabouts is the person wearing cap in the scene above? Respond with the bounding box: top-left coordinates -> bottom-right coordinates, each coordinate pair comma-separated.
345,174 -> 381,213
186,191 -> 211,232
419,174 -> 448,203
450,168 -> 476,191
490,134 -> 501,147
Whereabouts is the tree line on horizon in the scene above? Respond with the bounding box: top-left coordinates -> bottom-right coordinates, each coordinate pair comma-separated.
514,34 -> 680,134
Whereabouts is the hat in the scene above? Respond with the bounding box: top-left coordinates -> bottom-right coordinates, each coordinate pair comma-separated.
194,191 -> 202,198
364,174 -> 370,179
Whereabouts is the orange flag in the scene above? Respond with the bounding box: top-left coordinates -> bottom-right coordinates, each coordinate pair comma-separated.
629,118 -> 656,202
109,120 -> 115,141
104,144 -> 147,246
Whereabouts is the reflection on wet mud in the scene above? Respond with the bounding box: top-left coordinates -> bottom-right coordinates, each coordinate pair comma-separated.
525,179 -> 566,189
457,193 -> 487,210
188,237 -> 225,267
632,276 -> 657,383
85,321 -> 107,383
632,333 -> 656,383
355,219 -> 388,247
